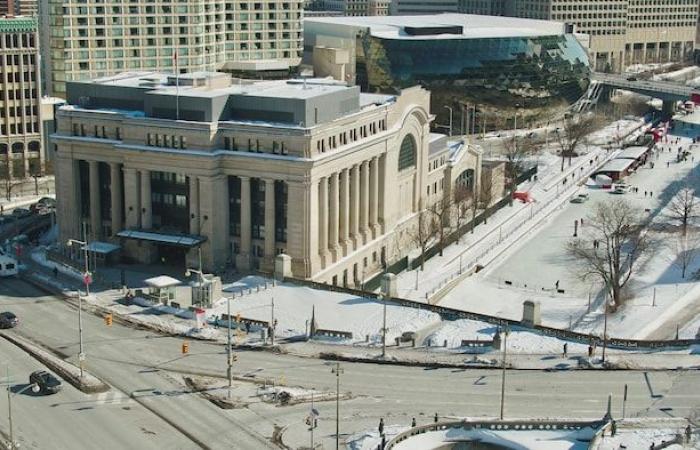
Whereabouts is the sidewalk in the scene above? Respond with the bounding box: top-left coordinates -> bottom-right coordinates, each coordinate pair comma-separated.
0,176 -> 54,212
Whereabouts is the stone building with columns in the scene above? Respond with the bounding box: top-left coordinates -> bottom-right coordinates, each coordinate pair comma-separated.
53,71 -> 481,284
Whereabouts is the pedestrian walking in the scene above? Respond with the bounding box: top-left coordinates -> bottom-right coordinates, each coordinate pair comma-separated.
667,161 -> 670,168
650,191 -> 653,198
644,191 -> 647,197
378,418 -> 385,435
555,280 -> 560,290
434,413 -> 439,423
563,343 -> 568,357
411,418 -> 417,427
588,345 -> 593,357
611,420 -> 617,437
580,217 -> 584,226
53,266 -> 58,278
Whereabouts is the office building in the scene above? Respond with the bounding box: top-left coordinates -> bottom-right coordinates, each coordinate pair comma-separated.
53,72 -> 483,284
390,0 -> 458,16
457,0 -> 698,72
305,14 -> 590,124
307,0 -> 389,16
0,16 -> 44,180
42,0 -> 304,97
0,0 -> 37,17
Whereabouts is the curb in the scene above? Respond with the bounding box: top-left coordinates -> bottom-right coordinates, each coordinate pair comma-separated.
0,332 -> 109,394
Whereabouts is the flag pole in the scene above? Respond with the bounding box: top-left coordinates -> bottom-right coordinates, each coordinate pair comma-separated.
174,48 -> 180,121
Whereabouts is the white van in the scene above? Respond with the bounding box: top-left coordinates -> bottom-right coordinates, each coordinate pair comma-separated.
612,183 -> 630,194
0,254 -> 18,277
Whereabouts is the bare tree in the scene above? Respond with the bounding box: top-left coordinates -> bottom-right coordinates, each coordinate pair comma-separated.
567,199 -> 650,308
0,156 -> 22,201
668,229 -> 700,279
428,195 -> 453,257
454,184 -> 478,239
479,177 -> 494,225
408,209 -> 438,271
666,187 -> 698,236
555,114 -> 600,172
502,136 -> 537,202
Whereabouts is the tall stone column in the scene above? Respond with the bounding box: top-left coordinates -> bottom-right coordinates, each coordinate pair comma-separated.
88,160 -> 101,240
378,154 -> 386,234
189,176 -> 200,235
360,160 -> 369,243
140,169 -> 152,229
350,164 -> 359,247
55,156 -> 81,244
318,177 -> 329,265
197,175 -> 229,272
123,167 -> 140,228
339,168 -> 350,254
329,171 -> 339,259
369,156 -> 379,237
109,163 -> 122,237
236,176 -> 252,270
264,178 -> 276,266
285,180 -> 314,278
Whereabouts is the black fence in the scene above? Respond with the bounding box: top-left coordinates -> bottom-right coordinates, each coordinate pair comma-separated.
282,276 -> 699,350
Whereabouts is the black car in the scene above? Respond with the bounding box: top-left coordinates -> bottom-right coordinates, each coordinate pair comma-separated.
29,370 -> 62,395
0,311 -> 18,328
11,208 -> 31,219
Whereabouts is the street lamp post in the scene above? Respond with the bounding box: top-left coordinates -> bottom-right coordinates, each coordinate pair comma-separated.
331,362 -> 344,450
67,237 -> 90,378
444,106 -> 453,137
499,327 -> 509,420
227,295 -> 233,399
5,367 -> 39,450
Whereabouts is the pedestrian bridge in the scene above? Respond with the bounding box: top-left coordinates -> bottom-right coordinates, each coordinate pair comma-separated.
591,72 -> 699,103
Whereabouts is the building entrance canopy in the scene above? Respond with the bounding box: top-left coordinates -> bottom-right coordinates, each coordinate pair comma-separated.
116,230 -> 206,248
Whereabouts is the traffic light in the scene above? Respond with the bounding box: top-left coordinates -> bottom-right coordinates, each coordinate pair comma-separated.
104,313 -> 113,326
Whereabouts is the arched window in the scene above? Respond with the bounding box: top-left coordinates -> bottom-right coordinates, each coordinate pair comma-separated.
398,135 -> 416,171
456,169 -> 475,191
28,141 -> 40,152
0,144 -> 7,154
11,142 -> 23,153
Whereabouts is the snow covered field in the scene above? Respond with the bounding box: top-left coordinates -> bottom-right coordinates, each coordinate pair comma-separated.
442,126 -> 700,339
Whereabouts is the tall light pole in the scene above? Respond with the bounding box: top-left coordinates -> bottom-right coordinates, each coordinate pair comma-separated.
270,296 -> 275,346
444,106 -> 453,137
5,367 -> 39,450
227,295 -> 233,399
331,362 -> 344,450
380,293 -> 387,358
499,327 -> 509,420
67,237 -> 90,378
185,267 -> 207,307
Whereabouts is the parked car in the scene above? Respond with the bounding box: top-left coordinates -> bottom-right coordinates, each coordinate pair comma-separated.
612,184 -> 630,194
29,370 -> 62,395
570,193 -> 590,204
36,197 -> 56,208
0,311 -> 18,328
11,208 -> 31,218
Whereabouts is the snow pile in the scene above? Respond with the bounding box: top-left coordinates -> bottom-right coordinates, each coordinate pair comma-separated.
31,247 -> 84,281
346,425 -> 407,450
391,426 -> 597,450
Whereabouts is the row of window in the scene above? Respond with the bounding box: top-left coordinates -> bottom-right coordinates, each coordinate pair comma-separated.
72,123 -> 122,140
64,2 -> 299,15
427,178 -> 445,196
222,136 -> 289,155
1,54 -> 36,66
0,122 -> 40,136
429,155 -> 447,173
151,192 -> 187,208
0,70 -> 37,83
0,33 -> 36,50
316,119 -> 387,154
146,133 -> 188,149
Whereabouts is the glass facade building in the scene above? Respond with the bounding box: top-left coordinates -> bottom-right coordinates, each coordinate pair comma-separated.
357,32 -> 590,109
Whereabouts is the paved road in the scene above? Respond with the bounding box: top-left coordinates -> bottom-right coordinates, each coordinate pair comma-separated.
0,336 -> 191,450
1,278 -> 699,449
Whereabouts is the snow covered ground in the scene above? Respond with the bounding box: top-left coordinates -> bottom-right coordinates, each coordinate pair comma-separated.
441,124 -> 700,339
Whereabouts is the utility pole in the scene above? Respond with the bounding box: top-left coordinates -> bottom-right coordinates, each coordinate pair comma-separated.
6,366 -> 13,450
67,230 -> 90,379
270,296 -> 275,346
602,300 -> 608,364
381,295 -> 387,358
227,295 -> 233,399
499,327 -> 509,420
332,363 -> 344,450
444,106 -> 453,137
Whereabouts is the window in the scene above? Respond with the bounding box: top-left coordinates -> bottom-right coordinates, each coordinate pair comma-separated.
398,135 -> 417,171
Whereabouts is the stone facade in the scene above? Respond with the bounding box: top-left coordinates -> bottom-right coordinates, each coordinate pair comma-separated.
458,0 -> 698,72
0,16 -> 44,181
53,72 -> 482,285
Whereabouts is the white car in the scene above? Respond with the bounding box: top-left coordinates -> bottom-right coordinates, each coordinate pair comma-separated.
612,184 -> 630,194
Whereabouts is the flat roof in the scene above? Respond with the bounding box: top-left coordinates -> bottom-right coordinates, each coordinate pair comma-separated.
616,146 -> 650,160
305,13 -> 566,40
117,230 -> 206,248
596,158 -> 636,173
145,275 -> 181,289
